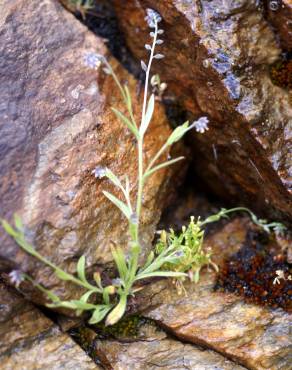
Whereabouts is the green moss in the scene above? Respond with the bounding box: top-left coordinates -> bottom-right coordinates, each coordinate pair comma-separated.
92,315 -> 150,340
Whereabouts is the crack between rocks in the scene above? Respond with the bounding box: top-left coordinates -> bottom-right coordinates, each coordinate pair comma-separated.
152,319 -> 250,370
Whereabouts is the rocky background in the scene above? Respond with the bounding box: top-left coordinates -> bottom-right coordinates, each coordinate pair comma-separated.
0,0 -> 291,369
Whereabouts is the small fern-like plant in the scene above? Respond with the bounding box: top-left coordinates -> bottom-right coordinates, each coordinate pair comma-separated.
2,9 -> 286,325
155,207 -> 285,294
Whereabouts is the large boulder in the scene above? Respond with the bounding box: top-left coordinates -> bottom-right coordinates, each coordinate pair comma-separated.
114,0 -> 292,224
0,0 -> 178,303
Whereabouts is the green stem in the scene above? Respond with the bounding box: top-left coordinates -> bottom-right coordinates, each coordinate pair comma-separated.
16,236 -> 102,293
144,142 -> 171,176
104,60 -> 126,102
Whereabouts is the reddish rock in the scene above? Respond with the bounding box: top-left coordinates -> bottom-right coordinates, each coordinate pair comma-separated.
264,0 -> 292,51
0,0 -> 178,304
114,0 -> 292,224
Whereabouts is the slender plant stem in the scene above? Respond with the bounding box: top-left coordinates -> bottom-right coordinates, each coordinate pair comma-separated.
145,142 -> 169,175
17,237 -> 102,293
136,21 -> 158,230
104,60 -> 126,102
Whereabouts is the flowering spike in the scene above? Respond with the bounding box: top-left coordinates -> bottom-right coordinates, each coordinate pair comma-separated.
145,8 -> 162,28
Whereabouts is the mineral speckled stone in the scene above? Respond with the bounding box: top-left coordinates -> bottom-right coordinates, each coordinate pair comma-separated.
0,0 -> 180,305
114,0 -> 292,224
93,321 -> 246,370
0,284 -> 99,369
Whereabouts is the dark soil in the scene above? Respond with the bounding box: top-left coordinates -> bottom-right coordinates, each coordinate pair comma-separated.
270,55 -> 292,89
215,230 -> 292,312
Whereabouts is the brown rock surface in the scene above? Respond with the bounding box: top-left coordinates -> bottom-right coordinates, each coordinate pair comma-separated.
264,0 -> 292,51
0,284 -> 99,369
0,0 -> 177,303
137,219 -> 292,370
114,0 -> 292,223
93,321 -> 246,370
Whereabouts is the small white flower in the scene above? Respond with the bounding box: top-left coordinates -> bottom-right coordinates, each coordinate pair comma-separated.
275,270 -> 285,279
145,8 -> 162,28
191,116 -> 209,134
9,270 -> 24,288
273,270 -> 288,285
83,52 -> 103,69
92,166 -> 108,179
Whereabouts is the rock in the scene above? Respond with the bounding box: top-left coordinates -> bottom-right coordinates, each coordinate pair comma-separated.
0,284 -> 99,369
137,219 -> 292,370
264,0 -> 292,51
92,321 -> 246,370
113,0 -> 292,224
0,0 -> 178,304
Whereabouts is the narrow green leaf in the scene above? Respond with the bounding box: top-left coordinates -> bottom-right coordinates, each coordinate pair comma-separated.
14,214 -> 23,231
143,251 -> 154,269
104,169 -> 123,189
47,301 -> 79,310
55,269 -> 73,281
140,94 -> 155,136
93,272 -> 102,289
111,246 -> 128,281
45,290 -> 61,303
124,85 -> 132,111
136,271 -> 187,281
77,255 -> 88,284
166,121 -> 189,146
105,294 -> 127,326
193,269 -> 200,283
144,157 -> 185,178
70,300 -> 96,310
103,191 -> 131,220
102,286 -> 116,305
89,305 -> 113,325
80,290 -> 95,303
111,107 -> 139,138
1,220 -> 19,238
